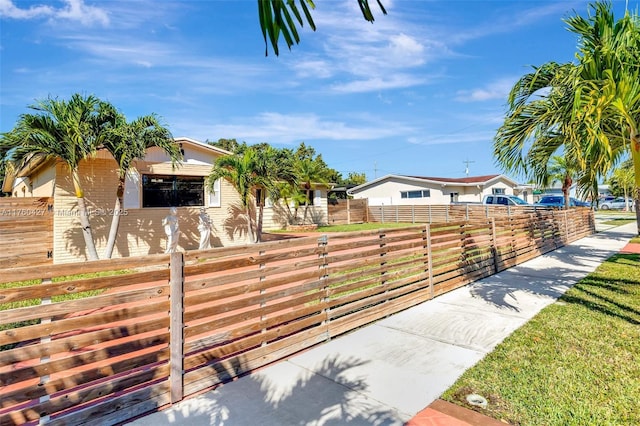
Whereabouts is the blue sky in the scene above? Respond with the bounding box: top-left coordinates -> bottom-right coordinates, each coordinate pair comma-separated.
0,0 -> 634,182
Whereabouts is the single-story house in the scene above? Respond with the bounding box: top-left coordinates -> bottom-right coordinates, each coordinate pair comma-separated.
3,137 -> 329,263
347,174 -> 523,205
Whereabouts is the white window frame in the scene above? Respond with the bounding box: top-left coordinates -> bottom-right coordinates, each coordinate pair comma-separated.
208,178 -> 221,207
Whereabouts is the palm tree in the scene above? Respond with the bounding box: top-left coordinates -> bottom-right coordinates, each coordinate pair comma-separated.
1,94 -> 107,260
608,161 -> 635,211
208,146 -> 297,243
98,104 -> 182,258
295,157 -> 328,223
494,2 -> 640,231
258,0 -> 387,55
544,155 -> 579,209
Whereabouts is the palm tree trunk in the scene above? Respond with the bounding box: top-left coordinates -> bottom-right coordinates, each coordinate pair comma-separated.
72,169 -> 99,260
563,175 -> 572,209
631,133 -> 640,235
245,207 -> 255,244
103,178 -> 125,258
256,203 -> 264,243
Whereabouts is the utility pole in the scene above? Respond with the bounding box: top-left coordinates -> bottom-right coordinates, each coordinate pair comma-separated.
463,159 -> 475,176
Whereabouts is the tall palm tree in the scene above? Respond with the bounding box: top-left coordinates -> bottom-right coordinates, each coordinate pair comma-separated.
295,157 -> 328,223
207,148 -> 264,243
565,1 -> 640,228
545,155 -> 579,209
494,2 -> 640,231
1,94 -> 107,260
208,146 -> 297,243
98,104 -> 182,258
253,146 -> 298,239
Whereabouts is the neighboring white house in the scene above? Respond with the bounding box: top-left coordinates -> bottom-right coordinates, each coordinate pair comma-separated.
347,174 -> 522,206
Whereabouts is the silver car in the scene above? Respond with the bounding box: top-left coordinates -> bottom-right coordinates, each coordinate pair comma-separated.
600,197 -> 635,211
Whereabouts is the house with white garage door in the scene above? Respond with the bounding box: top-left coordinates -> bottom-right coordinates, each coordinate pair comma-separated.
347,174 -> 524,206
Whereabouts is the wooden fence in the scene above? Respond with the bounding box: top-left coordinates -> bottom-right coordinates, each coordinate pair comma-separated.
0,209 -> 595,425
367,203 -> 570,223
327,198 -> 368,225
0,198 -> 53,268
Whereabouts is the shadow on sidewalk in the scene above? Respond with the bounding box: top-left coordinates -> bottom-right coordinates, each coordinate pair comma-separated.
133,355 -> 402,425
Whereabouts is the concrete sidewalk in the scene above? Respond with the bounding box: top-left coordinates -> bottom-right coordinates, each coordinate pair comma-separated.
127,223 -> 637,426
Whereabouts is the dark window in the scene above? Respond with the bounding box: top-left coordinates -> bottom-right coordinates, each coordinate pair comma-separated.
142,175 -> 204,207
401,190 -> 431,199
492,188 -> 506,195
301,190 -> 314,206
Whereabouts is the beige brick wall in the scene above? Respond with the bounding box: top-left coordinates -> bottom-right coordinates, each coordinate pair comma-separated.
262,188 -> 329,230
52,158 -> 251,264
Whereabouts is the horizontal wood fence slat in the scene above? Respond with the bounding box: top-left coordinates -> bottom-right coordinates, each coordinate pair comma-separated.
0,209 -> 595,425
0,198 -> 53,268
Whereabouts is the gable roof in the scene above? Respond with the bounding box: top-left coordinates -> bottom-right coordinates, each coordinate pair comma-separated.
2,137 -> 232,193
174,137 -> 233,156
348,173 -> 519,195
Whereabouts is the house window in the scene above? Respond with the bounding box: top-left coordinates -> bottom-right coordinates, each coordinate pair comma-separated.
400,190 -> 431,199
492,188 -> 506,195
142,175 -> 204,207
300,190 -> 314,206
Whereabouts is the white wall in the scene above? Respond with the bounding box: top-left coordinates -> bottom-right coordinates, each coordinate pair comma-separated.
352,176 -> 519,205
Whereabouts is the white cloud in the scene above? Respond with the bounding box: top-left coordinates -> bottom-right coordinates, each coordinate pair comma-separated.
0,0 -> 53,19
407,130 -> 496,146
56,0 -> 108,26
175,112 -> 415,145
331,74 -> 427,94
455,78 -> 516,102
0,0 -> 108,26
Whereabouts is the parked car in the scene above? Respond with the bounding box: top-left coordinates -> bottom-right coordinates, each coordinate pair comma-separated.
572,198 -> 592,208
600,197 -> 635,211
482,194 -> 529,206
536,195 -> 592,209
535,195 -> 566,208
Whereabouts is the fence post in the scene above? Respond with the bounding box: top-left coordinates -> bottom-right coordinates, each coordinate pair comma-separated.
381,205 -> 385,223
365,198 -> 369,223
39,278 -> 52,425
428,204 -> 432,223
396,205 -> 399,223
169,252 -> 185,404
318,235 -> 330,336
347,198 -> 351,225
426,224 -> 434,299
412,205 -> 415,223
491,217 -> 498,273
445,205 -> 449,223
380,231 -> 388,301
465,204 -> 469,221
564,210 -> 569,244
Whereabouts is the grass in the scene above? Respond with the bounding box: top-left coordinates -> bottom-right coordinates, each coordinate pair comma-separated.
1,270 -> 129,350
602,218 -> 637,226
317,222 -> 419,232
441,253 -> 640,426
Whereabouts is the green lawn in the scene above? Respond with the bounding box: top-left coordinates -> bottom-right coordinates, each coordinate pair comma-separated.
1,270 -> 128,350
441,253 -> 640,426
316,222 -> 419,232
